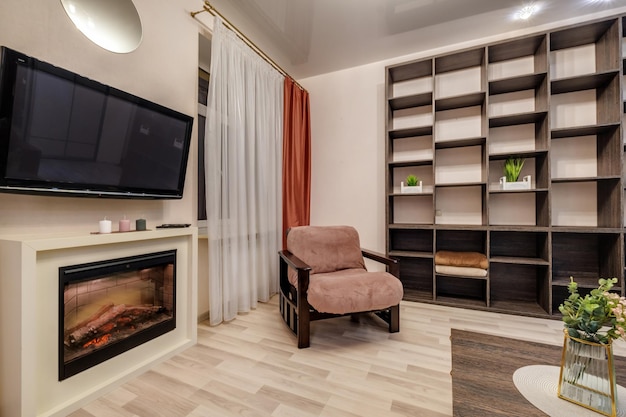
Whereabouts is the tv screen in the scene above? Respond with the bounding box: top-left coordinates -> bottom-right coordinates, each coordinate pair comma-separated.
0,47 -> 193,199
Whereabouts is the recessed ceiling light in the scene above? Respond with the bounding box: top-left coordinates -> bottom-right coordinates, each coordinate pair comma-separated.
515,3 -> 541,20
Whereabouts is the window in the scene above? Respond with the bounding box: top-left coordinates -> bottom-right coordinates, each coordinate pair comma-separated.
198,69 -> 209,223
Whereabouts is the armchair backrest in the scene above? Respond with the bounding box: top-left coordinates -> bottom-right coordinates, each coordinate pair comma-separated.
287,225 -> 365,274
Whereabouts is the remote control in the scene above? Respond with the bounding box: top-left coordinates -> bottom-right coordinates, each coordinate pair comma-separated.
156,223 -> 191,228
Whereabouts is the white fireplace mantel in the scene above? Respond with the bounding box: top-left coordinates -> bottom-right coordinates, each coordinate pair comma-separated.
0,228 -> 198,417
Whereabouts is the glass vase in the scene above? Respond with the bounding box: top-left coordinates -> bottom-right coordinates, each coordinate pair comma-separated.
558,330 -> 617,417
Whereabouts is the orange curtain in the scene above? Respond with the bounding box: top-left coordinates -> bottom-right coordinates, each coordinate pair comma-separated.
282,77 -> 311,249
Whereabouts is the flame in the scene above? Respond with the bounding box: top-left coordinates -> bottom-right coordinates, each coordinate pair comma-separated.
83,334 -> 111,349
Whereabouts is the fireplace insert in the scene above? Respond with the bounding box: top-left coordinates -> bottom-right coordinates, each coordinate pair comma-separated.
59,250 -> 176,380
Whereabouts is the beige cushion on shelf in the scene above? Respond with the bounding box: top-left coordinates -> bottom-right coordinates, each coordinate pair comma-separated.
435,264 -> 487,277
435,250 -> 488,270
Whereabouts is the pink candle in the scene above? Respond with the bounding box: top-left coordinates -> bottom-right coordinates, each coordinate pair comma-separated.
119,218 -> 131,232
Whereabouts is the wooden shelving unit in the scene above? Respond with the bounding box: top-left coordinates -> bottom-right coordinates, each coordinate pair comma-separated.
385,16 -> 625,318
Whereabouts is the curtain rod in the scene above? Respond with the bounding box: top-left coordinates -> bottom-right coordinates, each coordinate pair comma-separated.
191,0 -> 304,91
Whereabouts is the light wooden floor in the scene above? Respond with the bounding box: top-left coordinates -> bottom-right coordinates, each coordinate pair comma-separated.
69,296 -> 626,417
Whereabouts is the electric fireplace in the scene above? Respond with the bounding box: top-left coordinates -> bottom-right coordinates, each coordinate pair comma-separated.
59,250 -> 176,380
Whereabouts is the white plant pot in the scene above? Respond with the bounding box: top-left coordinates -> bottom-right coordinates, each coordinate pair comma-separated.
401,181 -> 422,194
500,175 -> 531,190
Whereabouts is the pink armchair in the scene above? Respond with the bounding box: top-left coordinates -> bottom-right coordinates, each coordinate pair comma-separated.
278,225 -> 403,348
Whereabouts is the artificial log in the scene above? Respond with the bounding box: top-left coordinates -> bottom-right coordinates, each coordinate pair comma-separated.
64,303 -> 114,336
65,304 -> 164,347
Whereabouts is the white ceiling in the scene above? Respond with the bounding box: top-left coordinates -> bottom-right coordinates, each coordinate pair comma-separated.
198,0 -> 626,79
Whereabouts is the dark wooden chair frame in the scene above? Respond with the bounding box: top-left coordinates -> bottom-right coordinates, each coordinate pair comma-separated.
278,248 -> 400,348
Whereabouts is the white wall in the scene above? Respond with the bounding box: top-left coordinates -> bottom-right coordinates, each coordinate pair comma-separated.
301,63 -> 387,252
299,7 -> 626,254
0,0 -> 201,235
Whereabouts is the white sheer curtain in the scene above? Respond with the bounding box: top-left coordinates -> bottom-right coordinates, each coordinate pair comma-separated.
205,17 -> 284,325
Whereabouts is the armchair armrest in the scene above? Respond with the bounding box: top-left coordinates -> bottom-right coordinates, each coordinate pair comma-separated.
278,250 -> 311,298
279,250 -> 311,272
361,248 -> 399,278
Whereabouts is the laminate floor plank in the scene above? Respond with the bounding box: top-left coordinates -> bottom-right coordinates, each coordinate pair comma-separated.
324,394 -> 407,417
70,295 -> 626,417
188,386 -> 271,416
200,379 -> 281,414
121,378 -> 198,417
80,396 -> 138,417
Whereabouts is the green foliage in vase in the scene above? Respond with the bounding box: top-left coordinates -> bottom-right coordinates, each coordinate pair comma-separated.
559,277 -> 626,344
503,157 -> 525,182
405,174 -> 419,187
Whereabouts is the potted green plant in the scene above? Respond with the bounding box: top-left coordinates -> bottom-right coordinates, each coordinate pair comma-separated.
557,277 -> 626,415
401,174 -> 422,194
559,277 -> 626,344
500,156 -> 530,190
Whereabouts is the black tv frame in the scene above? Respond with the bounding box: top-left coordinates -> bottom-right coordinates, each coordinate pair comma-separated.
0,46 -> 194,199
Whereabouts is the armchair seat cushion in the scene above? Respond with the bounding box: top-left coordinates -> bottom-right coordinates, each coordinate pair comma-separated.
306,268 -> 403,315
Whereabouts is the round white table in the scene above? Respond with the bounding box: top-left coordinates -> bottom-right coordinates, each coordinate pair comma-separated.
513,365 -> 626,417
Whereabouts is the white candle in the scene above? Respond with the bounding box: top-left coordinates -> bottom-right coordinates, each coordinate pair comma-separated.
99,219 -> 112,234
119,218 -> 130,232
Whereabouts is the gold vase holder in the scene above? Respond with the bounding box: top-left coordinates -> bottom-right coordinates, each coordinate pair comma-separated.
557,331 -> 617,417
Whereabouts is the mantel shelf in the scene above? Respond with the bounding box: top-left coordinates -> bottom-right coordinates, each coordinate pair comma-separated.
0,228 -> 195,252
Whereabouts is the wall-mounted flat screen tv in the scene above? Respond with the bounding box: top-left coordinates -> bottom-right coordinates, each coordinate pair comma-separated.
0,46 -> 193,199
